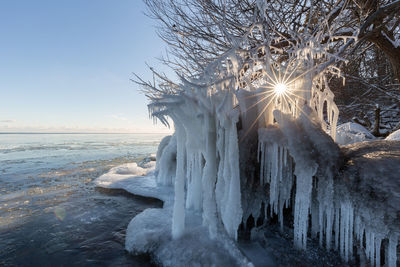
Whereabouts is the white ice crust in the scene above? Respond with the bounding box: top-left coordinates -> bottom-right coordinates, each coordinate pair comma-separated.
94,162 -> 169,201
386,129 -> 400,141
335,122 -> 375,145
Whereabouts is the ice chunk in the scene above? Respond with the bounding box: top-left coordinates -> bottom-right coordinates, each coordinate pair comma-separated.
126,208 -> 172,254
336,122 -> 375,145
156,135 -> 177,186
155,135 -> 172,174
109,163 -> 149,176
95,162 -> 153,187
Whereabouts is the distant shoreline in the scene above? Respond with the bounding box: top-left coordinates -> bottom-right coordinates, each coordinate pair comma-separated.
0,132 -> 170,135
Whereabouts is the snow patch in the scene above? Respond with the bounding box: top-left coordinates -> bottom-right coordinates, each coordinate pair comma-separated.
386,129 -> 400,141
336,122 -> 375,145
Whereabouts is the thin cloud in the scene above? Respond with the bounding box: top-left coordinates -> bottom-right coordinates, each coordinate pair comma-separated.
0,119 -> 16,123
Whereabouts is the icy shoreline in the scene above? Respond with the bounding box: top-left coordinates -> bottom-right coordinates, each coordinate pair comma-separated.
94,137 -> 400,266
95,159 -> 255,266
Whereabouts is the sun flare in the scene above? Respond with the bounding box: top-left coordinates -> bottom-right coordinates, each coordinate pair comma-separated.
274,83 -> 288,96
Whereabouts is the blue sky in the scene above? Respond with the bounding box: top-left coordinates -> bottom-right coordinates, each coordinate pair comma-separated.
0,0 -> 173,133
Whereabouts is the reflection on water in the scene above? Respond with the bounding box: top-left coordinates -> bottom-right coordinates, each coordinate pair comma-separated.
0,134 -> 165,266
1,192 -> 162,266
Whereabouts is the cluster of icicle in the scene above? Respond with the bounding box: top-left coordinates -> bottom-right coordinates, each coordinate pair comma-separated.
257,108 -> 398,266
257,125 -> 293,232
257,109 -> 322,251
153,76 -> 243,241
333,201 -> 398,267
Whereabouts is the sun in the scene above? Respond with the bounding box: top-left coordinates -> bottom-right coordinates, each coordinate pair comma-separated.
274,83 -> 288,96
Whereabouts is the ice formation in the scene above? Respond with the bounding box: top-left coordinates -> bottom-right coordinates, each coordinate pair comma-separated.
137,3 -> 399,266
95,163 -> 152,187
386,128 -> 400,141
95,157 -> 254,266
336,122 -> 376,145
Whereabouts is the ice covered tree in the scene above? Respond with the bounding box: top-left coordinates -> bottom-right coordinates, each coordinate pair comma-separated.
134,1 -> 400,266
144,0 -> 400,135
143,0 -> 400,79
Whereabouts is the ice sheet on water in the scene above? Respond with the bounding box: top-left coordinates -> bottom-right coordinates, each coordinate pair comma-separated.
110,162 -> 149,175
94,160 -> 172,202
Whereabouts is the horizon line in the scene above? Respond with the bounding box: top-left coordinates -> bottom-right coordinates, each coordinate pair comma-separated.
0,132 -> 171,135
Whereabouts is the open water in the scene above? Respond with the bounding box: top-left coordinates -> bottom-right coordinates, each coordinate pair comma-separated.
0,133 -> 166,266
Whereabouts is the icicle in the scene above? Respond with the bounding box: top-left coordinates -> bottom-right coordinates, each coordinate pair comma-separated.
293,168 -> 315,250
335,205 -> 340,250
225,120 -> 243,239
311,199 -> 320,239
325,203 -> 333,250
172,125 -> 186,239
365,231 -> 376,265
215,125 -> 225,218
354,216 -> 361,244
279,196 -> 284,231
201,114 -> 218,239
340,205 -> 345,259
260,142 -> 265,185
339,201 -> 354,262
270,143 -> 279,214
349,206 -> 353,260
278,146 -> 283,182
283,148 -> 287,166
387,234 -> 398,267
375,236 -> 382,267
216,111 -> 243,240
318,201 -> 323,246
186,152 -> 203,211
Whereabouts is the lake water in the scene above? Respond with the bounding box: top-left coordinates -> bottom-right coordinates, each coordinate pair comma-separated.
0,133 -> 166,266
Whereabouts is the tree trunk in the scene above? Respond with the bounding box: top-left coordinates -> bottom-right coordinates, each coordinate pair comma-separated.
372,104 -> 381,136
367,31 -> 400,83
